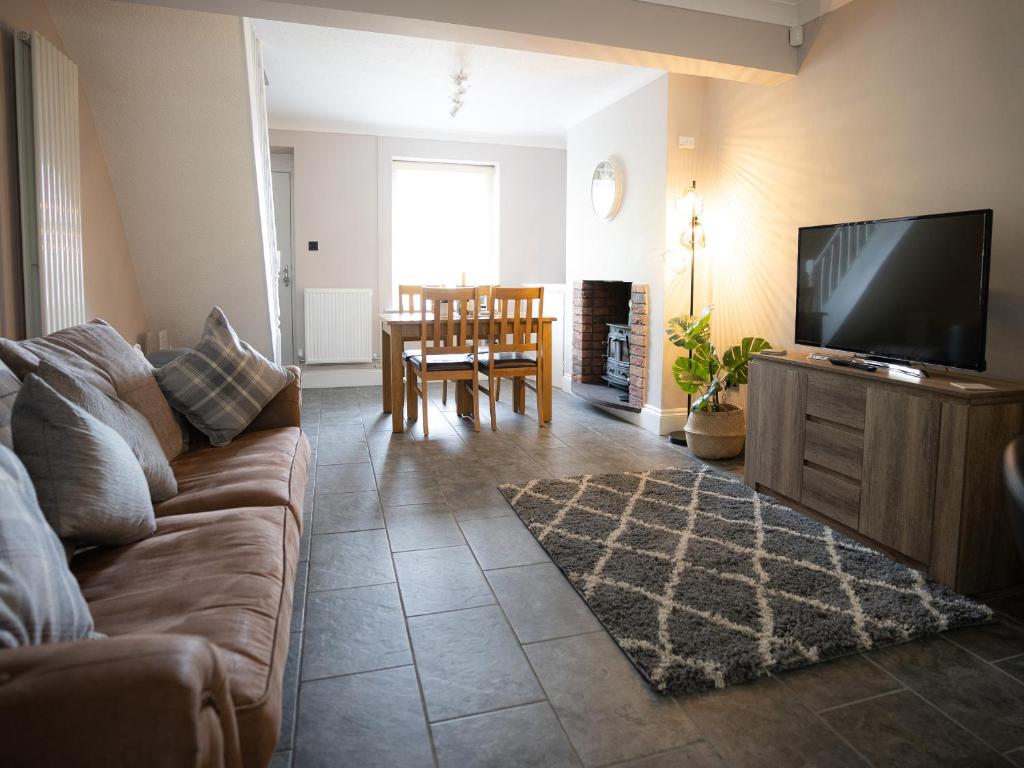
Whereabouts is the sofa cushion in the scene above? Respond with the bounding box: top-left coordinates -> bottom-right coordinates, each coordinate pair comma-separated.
0,320 -> 184,460
36,361 -> 177,502
72,505 -> 299,768
12,375 -> 155,548
0,445 -> 95,648
0,361 -> 18,449
155,307 -> 293,447
155,427 -> 309,522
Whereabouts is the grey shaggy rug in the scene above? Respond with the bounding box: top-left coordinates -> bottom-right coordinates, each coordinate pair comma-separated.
499,466 -> 992,696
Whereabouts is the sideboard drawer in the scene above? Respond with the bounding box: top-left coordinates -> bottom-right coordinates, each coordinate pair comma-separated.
804,420 -> 864,480
806,372 -> 867,430
802,465 -> 860,530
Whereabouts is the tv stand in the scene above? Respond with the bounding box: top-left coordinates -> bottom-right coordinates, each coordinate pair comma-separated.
745,353 -> 1024,593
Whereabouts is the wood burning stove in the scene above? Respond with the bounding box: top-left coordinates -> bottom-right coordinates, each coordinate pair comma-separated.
603,322 -> 630,390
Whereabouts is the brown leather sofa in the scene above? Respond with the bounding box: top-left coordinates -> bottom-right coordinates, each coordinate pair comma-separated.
0,368 -> 309,768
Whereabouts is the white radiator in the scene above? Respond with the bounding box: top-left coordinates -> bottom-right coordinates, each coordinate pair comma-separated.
15,31 -> 85,337
304,289 -> 374,364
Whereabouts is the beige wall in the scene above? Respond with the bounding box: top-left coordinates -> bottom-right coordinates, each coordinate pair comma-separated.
270,128 -> 566,363
0,0 -> 145,342
694,0 -> 1024,386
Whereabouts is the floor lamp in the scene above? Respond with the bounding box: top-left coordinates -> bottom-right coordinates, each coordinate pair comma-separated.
668,180 -> 706,447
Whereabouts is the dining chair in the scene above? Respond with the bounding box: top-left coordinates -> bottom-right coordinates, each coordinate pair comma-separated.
440,285 -> 493,406
404,287 -> 481,435
479,286 -> 544,430
398,284 -> 423,313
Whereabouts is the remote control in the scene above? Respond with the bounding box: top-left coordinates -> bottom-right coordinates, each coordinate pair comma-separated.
828,358 -> 878,372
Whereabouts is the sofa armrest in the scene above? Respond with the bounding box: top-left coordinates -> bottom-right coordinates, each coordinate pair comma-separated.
0,635 -> 242,768
243,365 -> 303,434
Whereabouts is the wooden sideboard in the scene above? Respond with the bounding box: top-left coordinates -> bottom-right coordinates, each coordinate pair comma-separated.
745,353 -> 1024,593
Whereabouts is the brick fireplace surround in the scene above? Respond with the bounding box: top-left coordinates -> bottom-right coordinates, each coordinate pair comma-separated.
571,280 -> 649,410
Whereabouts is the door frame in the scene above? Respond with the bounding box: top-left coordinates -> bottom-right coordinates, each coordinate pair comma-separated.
271,151 -> 296,364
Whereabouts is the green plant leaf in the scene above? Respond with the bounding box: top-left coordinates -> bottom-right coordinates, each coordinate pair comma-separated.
693,341 -> 720,378
672,355 -> 708,395
692,377 -> 722,412
666,305 -> 712,350
722,336 -> 771,386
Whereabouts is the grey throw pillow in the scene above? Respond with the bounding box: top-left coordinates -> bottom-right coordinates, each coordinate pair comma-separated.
0,360 -> 18,449
0,444 -> 96,648
155,307 -> 292,446
0,319 -> 184,460
36,361 -> 177,502
12,375 -> 155,547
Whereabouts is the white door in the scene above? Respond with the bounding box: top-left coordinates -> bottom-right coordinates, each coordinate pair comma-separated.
271,155 -> 295,364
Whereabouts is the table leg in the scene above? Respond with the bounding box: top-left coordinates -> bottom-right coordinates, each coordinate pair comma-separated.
381,325 -> 393,413
542,321 -> 553,422
389,328 -> 405,433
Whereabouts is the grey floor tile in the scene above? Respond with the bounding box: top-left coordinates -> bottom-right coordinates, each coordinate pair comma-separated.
486,562 -> 601,643
1009,747 -> 1024,767
308,530 -> 395,591
680,676 -> 864,768
312,491 -> 384,534
989,593 -> 1024,625
302,583 -> 412,681
442,482 -> 516,521
290,560 -> 308,633
459,516 -> 550,570
269,751 -> 291,768
409,604 -> 544,722
870,636 -> 1024,751
779,653 -> 902,712
822,689 -> 1007,767
525,632 -> 700,766
277,631 -> 301,752
432,701 -> 580,768
295,665 -> 433,768
614,741 -> 726,768
316,440 -> 371,465
378,472 -> 447,506
314,462 -> 377,494
945,618 -> 1024,662
393,545 -> 495,616
385,503 -> 466,552
999,655 -> 1024,683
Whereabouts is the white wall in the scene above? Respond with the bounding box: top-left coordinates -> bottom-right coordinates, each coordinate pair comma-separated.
565,76 -> 670,415
269,128 -> 566,366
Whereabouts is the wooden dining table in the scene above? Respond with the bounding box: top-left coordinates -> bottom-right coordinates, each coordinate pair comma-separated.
379,311 -> 556,433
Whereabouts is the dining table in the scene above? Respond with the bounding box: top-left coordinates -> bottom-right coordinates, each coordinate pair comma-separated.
379,311 -> 556,433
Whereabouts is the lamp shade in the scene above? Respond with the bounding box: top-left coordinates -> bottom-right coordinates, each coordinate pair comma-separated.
680,221 -> 706,250
675,186 -> 704,218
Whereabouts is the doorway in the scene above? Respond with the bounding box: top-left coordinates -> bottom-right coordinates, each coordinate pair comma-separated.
271,152 -> 295,364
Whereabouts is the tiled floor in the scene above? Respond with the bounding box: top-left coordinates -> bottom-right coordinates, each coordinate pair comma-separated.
272,382 -> 1024,768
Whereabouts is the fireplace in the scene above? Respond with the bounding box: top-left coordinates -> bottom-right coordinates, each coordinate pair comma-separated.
571,280 -> 648,412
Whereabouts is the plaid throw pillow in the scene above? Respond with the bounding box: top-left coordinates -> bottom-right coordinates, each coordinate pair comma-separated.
155,307 -> 292,446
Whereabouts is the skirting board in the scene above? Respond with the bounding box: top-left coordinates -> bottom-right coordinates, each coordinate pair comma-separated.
301,366 -> 382,389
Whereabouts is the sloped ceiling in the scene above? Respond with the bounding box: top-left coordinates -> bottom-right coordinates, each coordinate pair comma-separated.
47,0 -> 272,353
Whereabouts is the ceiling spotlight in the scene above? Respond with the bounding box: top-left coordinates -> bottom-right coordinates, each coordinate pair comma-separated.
450,68 -> 469,118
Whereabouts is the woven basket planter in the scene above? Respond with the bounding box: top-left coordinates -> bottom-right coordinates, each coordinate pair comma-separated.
684,403 -> 746,460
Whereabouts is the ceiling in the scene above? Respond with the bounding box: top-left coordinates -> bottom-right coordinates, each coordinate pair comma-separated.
638,0 -> 855,26
254,20 -> 665,148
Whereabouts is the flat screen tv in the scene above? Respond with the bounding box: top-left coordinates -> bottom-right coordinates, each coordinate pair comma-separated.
795,209 -> 992,371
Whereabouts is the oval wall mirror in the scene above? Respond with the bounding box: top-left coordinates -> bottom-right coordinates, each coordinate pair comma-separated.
591,159 -> 623,221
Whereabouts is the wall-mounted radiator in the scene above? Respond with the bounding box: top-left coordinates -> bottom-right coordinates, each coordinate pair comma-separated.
304,288 -> 374,364
14,31 -> 85,338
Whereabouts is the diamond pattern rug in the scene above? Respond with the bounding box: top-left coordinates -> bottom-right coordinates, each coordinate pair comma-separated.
499,466 -> 992,696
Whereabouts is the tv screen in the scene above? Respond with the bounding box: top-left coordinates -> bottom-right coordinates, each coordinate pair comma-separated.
795,209 -> 992,371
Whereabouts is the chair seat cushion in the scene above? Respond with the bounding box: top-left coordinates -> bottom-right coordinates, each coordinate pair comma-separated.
154,427 -> 309,522
72,505 -> 299,767
477,352 -> 537,370
404,353 -> 473,372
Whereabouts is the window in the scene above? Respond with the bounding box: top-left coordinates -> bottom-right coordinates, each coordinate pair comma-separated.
391,160 -> 498,304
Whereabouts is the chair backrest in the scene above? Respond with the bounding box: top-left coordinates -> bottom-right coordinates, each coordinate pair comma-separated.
398,285 -> 423,313
419,287 -> 481,363
491,286 -> 544,355
474,285 -> 493,314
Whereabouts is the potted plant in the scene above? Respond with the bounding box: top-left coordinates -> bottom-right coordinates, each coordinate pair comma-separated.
666,306 -> 770,459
